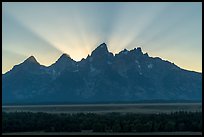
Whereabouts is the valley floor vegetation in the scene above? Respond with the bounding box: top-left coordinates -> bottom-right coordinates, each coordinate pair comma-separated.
2,111 -> 202,133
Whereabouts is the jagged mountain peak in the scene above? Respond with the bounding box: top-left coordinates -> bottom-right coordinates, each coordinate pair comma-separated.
55,53 -> 75,63
61,53 -> 70,57
6,55 -> 41,74
59,53 -> 71,59
131,47 -> 142,53
137,47 -> 142,52
91,43 -> 109,56
98,42 -> 107,48
49,53 -> 76,71
119,49 -> 129,55
23,55 -> 39,64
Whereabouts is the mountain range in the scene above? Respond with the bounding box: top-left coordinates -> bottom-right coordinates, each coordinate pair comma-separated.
2,43 -> 202,105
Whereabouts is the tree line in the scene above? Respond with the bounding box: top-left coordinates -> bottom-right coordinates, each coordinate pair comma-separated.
2,111 -> 202,133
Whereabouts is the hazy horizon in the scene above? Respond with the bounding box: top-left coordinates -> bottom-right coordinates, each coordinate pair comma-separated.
2,2 -> 202,73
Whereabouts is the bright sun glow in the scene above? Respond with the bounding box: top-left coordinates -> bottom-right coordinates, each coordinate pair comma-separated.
2,2 -> 202,73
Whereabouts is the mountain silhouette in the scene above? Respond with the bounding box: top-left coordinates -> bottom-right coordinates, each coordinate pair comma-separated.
2,43 -> 202,104
24,55 -> 39,64
49,53 -> 76,73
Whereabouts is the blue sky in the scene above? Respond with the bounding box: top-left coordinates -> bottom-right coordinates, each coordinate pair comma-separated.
2,2 -> 202,73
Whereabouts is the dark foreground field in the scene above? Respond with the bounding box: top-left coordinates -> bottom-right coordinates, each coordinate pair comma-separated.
2,132 -> 202,135
2,111 -> 202,134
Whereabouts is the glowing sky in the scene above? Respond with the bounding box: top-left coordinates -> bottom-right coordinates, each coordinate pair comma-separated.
2,2 -> 202,73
